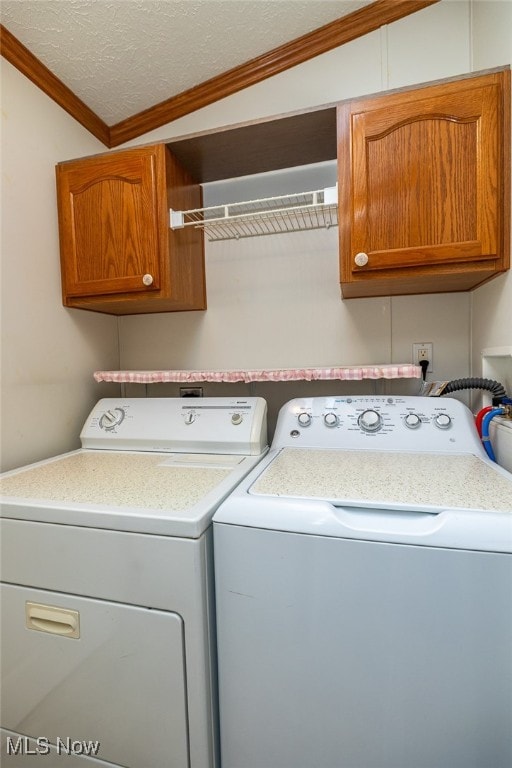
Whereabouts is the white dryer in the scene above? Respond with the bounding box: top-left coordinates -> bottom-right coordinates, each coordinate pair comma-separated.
0,396 -> 267,768
214,395 -> 512,768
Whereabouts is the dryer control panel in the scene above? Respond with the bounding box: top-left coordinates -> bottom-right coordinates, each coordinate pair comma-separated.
274,396 -> 485,454
81,397 -> 268,455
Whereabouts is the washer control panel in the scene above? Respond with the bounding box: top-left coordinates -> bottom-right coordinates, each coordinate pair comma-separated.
80,397 -> 268,455
278,396 -> 482,453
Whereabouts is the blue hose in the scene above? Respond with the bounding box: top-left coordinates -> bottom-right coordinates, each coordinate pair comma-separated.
481,408 -> 505,462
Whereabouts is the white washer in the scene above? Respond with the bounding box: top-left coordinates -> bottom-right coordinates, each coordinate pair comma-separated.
214,395 -> 512,768
0,397 -> 267,768
490,416 -> 512,473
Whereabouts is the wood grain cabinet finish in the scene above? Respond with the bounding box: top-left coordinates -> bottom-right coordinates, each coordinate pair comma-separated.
56,144 -> 206,314
338,70 -> 511,298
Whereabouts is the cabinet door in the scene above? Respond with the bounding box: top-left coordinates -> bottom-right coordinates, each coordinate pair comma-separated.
57,146 -> 166,298
338,70 -> 510,297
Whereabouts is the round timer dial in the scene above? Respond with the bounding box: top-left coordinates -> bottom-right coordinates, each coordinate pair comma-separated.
358,409 -> 382,433
99,407 -> 125,430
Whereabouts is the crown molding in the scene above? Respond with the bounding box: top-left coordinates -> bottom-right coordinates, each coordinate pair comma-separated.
0,24 -> 110,146
1,0 -> 439,149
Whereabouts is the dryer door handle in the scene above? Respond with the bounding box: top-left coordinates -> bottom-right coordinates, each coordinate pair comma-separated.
25,601 -> 80,638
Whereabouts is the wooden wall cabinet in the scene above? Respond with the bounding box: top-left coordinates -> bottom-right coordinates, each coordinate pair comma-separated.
338,70 -> 511,298
55,68 -> 510,313
56,144 -> 206,314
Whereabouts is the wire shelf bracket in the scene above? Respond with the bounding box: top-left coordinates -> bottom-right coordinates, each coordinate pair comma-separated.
170,185 -> 338,242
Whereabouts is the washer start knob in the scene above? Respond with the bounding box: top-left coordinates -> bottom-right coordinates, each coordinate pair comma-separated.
434,413 -> 452,430
404,413 -> 422,430
358,409 -> 382,433
297,412 -> 312,427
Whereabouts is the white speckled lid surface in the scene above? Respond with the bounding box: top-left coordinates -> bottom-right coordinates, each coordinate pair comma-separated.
0,452 -> 232,510
0,450 -> 260,536
250,448 -> 512,513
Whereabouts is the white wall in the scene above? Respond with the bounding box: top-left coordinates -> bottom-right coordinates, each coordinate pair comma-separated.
0,60 -> 119,471
118,0 -> 475,404
470,0 -> 512,396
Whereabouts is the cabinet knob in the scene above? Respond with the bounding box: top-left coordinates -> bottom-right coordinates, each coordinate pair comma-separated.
354,252 -> 369,267
142,274 -> 154,286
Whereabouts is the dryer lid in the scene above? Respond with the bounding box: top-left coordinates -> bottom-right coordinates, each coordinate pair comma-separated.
0,449 -> 266,537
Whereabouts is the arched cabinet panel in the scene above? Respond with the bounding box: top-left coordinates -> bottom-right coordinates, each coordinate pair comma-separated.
338,70 -> 510,297
56,145 -> 206,315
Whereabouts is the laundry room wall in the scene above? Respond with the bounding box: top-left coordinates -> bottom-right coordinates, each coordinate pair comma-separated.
0,60 -> 119,472
469,1 -> 512,399
117,0 -> 478,401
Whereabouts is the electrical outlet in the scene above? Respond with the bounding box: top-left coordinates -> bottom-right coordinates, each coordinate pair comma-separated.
412,342 -> 433,373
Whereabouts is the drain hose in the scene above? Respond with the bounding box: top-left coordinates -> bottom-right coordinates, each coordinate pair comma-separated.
440,377 -> 507,403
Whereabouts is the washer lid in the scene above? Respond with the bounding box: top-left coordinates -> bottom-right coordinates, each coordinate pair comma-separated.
249,447 -> 512,514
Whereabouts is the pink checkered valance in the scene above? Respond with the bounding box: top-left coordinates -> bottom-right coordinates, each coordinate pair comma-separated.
94,365 -> 421,384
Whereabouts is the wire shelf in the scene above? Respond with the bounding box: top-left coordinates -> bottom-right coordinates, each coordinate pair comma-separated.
170,186 -> 338,242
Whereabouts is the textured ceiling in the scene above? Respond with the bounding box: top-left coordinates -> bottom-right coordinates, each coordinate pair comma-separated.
1,0 -> 373,125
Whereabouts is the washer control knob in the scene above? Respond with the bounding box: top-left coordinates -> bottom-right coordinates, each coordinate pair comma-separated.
323,412 -> 338,428
231,413 -> 243,425
358,409 -> 382,433
434,413 -> 452,430
184,412 -> 195,425
297,412 -> 312,427
99,407 -> 125,430
404,413 -> 422,429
